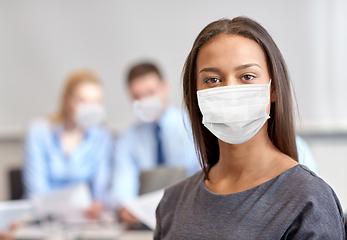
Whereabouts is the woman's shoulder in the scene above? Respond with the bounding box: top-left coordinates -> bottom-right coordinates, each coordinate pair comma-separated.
288,164 -> 333,193
160,170 -> 204,204
277,165 -> 345,238
26,117 -> 53,134
24,118 -> 56,145
282,164 -> 342,211
166,170 -> 204,191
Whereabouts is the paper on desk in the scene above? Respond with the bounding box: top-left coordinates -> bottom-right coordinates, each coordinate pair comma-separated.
123,189 -> 164,230
14,226 -> 48,240
0,200 -> 33,230
32,182 -> 92,217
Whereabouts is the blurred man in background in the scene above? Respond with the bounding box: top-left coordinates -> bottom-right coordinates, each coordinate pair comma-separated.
109,62 -> 200,227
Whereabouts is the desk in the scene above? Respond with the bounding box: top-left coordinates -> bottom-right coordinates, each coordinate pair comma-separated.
115,231 -> 153,240
14,223 -> 153,240
1,200 -> 154,240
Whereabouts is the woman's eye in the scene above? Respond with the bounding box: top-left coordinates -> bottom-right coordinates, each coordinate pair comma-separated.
205,78 -> 221,84
240,75 -> 255,81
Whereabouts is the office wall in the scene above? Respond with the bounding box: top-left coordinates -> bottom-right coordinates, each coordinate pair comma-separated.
1,0 -> 346,133
0,139 -> 22,201
0,0 -> 347,210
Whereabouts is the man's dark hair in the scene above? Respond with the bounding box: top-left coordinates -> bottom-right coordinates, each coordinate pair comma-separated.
127,62 -> 163,85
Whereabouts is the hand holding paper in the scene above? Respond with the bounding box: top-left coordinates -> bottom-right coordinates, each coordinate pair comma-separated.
123,189 -> 164,230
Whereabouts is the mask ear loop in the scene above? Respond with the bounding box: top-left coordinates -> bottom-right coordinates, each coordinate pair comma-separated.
268,79 -> 273,117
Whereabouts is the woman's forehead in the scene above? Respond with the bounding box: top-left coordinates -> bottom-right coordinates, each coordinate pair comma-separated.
72,82 -> 102,97
196,34 -> 267,71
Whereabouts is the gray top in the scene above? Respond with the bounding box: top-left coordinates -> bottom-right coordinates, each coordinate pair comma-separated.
154,165 -> 345,239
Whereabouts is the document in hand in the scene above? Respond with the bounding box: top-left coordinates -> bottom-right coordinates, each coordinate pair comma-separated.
0,200 -> 33,230
123,189 -> 164,230
32,182 -> 92,218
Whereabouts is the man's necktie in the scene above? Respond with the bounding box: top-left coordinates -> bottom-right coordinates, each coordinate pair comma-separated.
154,123 -> 165,165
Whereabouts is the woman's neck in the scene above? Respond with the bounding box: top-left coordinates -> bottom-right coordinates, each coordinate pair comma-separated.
63,118 -> 80,132
60,119 -> 84,155
216,129 -> 274,176
206,127 -> 297,194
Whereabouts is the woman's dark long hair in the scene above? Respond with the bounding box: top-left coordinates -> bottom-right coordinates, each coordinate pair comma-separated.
183,17 -> 298,179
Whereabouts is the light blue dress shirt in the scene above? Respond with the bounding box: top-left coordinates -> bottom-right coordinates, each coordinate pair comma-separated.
23,118 -> 113,203
296,135 -> 319,175
109,107 -> 200,208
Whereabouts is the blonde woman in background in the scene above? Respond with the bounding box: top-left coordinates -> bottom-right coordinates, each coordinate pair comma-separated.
23,69 -> 113,218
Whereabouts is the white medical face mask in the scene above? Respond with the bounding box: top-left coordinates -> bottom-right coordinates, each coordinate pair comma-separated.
74,103 -> 105,130
132,95 -> 164,123
197,81 -> 271,144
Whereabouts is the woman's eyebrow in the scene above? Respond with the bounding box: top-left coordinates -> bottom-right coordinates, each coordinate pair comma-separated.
235,63 -> 261,71
199,64 -> 261,74
199,67 -> 221,74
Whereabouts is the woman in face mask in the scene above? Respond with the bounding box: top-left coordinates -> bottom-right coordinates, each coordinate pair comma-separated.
23,69 -> 112,219
154,17 -> 345,239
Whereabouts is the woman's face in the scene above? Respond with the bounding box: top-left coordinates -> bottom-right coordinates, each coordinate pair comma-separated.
65,82 -> 103,120
196,34 -> 274,113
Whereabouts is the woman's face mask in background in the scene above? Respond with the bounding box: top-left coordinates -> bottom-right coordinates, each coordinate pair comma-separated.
74,103 -> 105,130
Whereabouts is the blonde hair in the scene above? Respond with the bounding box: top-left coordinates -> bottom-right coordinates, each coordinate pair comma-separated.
51,69 -> 102,123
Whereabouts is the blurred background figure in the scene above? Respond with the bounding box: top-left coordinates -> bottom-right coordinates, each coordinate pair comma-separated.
0,232 -> 12,240
23,69 -> 113,218
109,62 -> 200,227
296,136 -> 319,175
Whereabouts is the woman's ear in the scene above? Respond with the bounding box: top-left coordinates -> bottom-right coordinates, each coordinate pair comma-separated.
163,79 -> 170,91
162,79 -> 171,96
160,79 -> 171,105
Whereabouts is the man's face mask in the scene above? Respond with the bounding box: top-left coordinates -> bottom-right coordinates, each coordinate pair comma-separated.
132,95 -> 164,123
